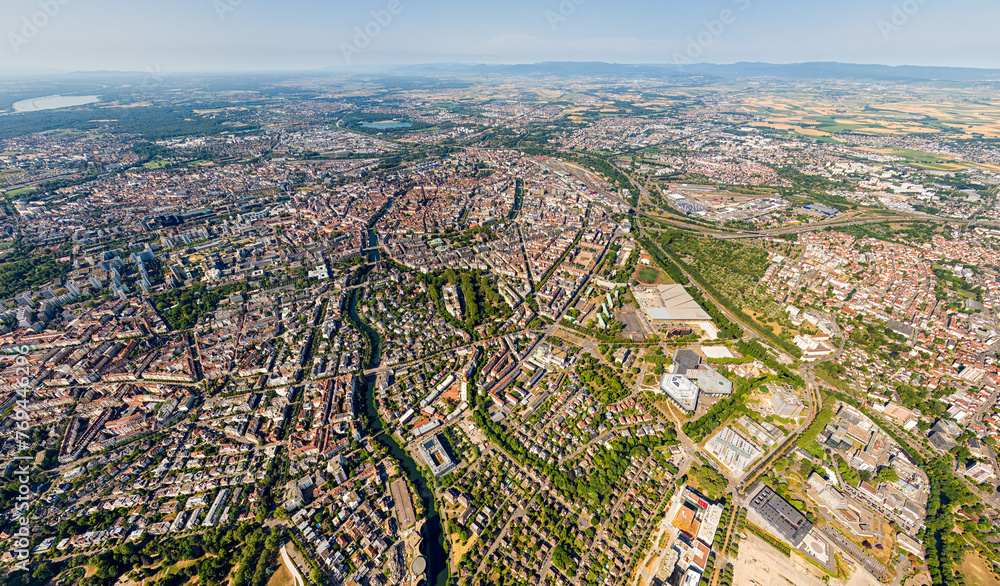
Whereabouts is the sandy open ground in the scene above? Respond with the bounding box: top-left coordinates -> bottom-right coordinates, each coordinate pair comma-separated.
734,532 -> 883,586
734,532 -> 828,586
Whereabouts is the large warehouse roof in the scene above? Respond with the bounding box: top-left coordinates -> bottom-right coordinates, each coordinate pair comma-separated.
633,284 -> 712,322
748,484 -> 813,547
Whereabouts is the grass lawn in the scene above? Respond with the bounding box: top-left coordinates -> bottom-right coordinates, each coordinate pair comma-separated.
959,551 -> 1000,586
912,162 -> 965,171
890,148 -> 959,165
267,562 -> 295,586
451,534 -> 477,566
163,560 -> 198,577
636,267 -> 659,284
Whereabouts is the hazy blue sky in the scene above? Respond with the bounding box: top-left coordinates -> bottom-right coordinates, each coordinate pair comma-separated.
2,0 -> 998,72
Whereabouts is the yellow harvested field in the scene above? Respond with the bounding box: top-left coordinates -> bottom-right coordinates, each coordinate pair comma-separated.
731,88 -> 1000,142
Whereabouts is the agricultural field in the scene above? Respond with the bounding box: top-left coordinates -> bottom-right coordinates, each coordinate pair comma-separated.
734,85 -> 1000,142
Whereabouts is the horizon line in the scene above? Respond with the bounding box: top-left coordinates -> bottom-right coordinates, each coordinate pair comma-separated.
3,59 -> 1000,77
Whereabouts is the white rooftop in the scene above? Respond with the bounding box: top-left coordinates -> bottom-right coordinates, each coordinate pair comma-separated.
633,284 -> 712,322
658,373 -> 699,412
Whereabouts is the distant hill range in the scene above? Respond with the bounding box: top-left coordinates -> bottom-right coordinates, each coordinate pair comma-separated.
400,61 -> 1000,82
0,66 -> 70,77
6,61 -> 999,83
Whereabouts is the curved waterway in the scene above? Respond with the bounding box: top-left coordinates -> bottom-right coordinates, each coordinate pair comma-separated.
348,235 -> 448,586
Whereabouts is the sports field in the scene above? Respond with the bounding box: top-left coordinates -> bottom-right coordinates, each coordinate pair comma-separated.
636,267 -> 659,284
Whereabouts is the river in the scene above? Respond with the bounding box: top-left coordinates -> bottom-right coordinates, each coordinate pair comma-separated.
348,236 -> 448,586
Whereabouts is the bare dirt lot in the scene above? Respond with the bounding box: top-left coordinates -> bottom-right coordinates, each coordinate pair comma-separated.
734,532 -> 828,586
734,532 -> 883,586
614,310 -> 647,339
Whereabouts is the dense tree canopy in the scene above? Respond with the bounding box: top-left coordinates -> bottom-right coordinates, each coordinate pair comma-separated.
0,242 -> 71,299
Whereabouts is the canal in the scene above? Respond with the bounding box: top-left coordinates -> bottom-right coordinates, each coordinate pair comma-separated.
349,233 -> 448,586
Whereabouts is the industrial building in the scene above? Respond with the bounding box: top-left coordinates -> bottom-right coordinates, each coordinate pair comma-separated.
657,373 -> 699,413
668,348 -> 733,396
672,348 -> 703,375
803,203 -> 839,216
705,426 -> 762,476
771,390 -> 805,419
748,484 -> 813,547
696,368 -> 733,396
632,284 -> 712,329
